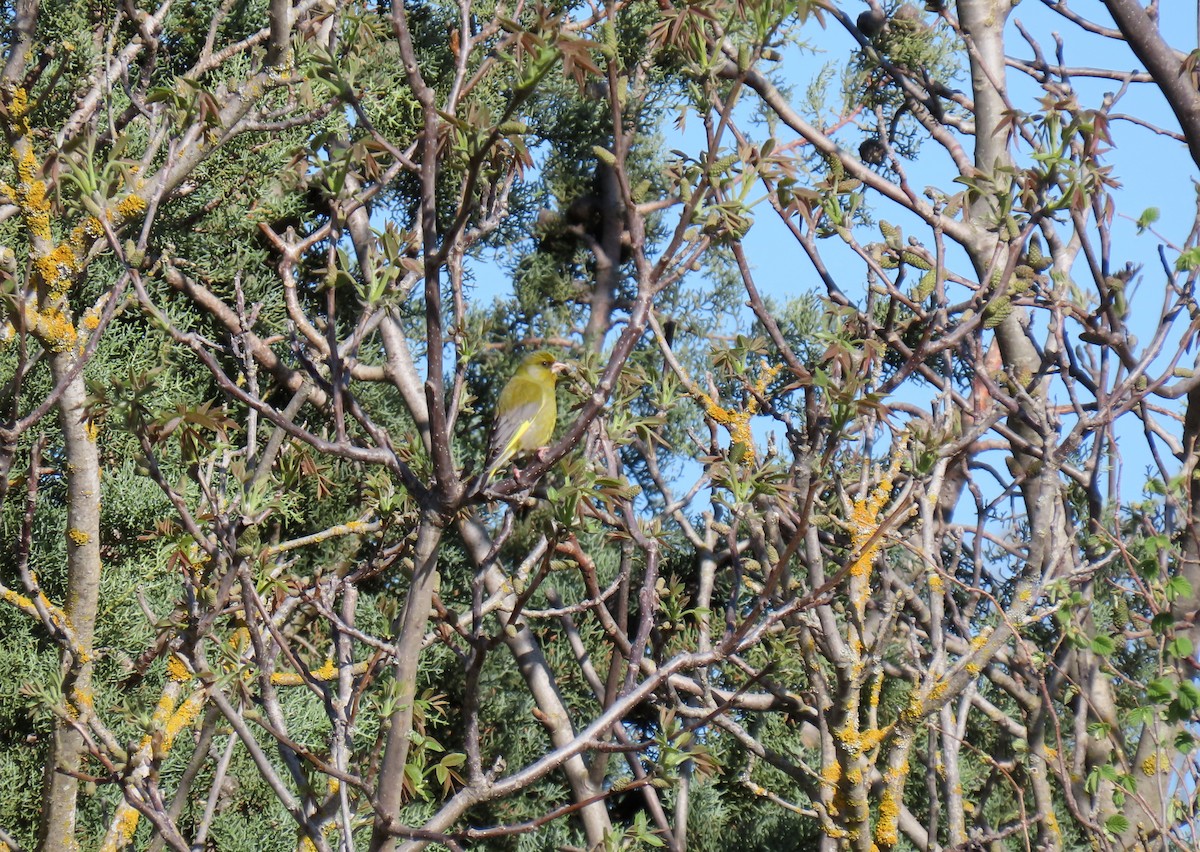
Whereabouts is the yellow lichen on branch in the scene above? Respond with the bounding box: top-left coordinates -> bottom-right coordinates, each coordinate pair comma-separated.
98,803 -> 139,852
115,193 -> 147,220
0,586 -> 38,617
848,443 -> 906,622
25,303 -> 79,352
1,577 -> 72,640
7,90 -> 54,248
99,685 -> 206,851
836,720 -> 893,756
820,760 -> 845,826
71,686 -> 94,712
166,653 -> 193,683
148,684 -> 179,729
271,659 -> 370,686
697,360 -> 782,453
163,689 -> 205,749
33,243 -> 79,298
80,292 -> 109,337
875,778 -> 902,846
3,87 -> 147,359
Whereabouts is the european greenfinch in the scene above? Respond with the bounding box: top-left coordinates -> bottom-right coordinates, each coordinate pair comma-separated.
484,350 -> 568,480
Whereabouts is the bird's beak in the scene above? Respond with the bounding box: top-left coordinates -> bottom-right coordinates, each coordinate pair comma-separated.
551,361 -> 570,375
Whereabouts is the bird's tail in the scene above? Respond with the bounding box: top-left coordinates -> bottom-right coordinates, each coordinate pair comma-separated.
472,447 -> 515,495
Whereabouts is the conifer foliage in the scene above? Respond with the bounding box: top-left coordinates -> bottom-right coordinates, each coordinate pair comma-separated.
2,1 -> 1200,849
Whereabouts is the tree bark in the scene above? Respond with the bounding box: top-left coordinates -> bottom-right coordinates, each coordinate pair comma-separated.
371,516 -> 445,852
38,356 -> 103,852
458,516 -> 612,849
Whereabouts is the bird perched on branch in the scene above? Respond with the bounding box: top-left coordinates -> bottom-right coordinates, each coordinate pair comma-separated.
483,350 -> 568,482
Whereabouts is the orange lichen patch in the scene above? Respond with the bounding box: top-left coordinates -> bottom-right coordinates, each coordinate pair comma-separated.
837,721 -> 892,756
116,193 -> 147,219
149,687 -> 179,729
928,678 -> 949,703
272,659 -> 369,686
6,91 -> 54,242
849,451 -> 902,579
229,626 -> 251,653
2,583 -> 73,640
19,166 -> 51,240
38,308 -> 77,352
73,215 -> 105,241
166,654 -> 192,683
97,688 -> 202,852
68,528 -> 91,546
846,444 -> 906,659
963,628 -> 992,676
8,87 -> 30,123
900,691 -> 926,726
868,670 -> 885,710
8,135 -> 68,294
928,570 -> 944,594
1044,808 -> 1061,838
71,687 -> 94,715
70,192 -> 143,247
98,802 -> 140,852
1,587 -> 36,615
34,242 -> 79,297
875,784 -> 901,846
81,294 -> 109,332
701,393 -> 754,450
697,360 -> 783,453
820,760 -> 841,802
874,751 -> 912,848
115,805 -> 139,846
849,633 -> 863,657
5,89 -> 145,339
163,690 -> 204,749
25,303 -> 79,353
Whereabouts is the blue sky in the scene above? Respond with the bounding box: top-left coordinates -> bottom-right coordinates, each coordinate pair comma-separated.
466,2 -> 1198,325
457,2 -> 1200,504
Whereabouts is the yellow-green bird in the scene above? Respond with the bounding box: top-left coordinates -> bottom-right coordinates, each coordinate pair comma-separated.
485,350 -> 568,480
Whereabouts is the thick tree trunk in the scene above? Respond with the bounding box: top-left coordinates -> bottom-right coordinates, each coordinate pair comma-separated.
958,3 -> 1070,848
38,357 -> 103,852
371,516 -> 445,852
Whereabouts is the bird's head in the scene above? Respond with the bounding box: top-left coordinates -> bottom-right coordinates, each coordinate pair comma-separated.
518,350 -> 569,383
